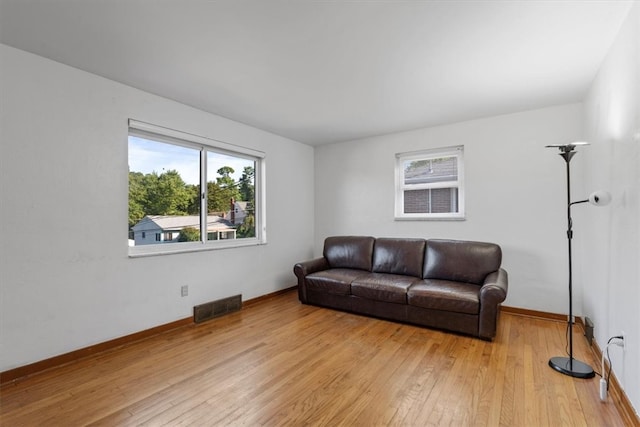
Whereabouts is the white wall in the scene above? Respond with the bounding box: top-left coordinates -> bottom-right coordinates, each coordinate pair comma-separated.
0,45 -> 315,371
315,103 -> 584,313
582,2 -> 639,416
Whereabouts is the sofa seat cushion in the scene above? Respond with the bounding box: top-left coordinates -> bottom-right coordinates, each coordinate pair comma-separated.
306,268 -> 367,295
407,279 -> 480,314
351,273 -> 420,304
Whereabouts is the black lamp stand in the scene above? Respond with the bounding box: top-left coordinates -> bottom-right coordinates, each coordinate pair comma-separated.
547,144 -> 595,379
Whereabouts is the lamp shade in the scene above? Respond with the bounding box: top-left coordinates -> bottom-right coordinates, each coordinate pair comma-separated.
588,190 -> 612,206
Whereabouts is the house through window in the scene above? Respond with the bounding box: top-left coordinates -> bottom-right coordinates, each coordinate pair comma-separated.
127,120 -> 265,256
395,146 -> 465,220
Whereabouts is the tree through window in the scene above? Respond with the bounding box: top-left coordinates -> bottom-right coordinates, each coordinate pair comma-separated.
128,120 -> 265,255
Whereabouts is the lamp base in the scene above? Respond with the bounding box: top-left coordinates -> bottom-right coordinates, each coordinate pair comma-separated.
548,356 -> 595,378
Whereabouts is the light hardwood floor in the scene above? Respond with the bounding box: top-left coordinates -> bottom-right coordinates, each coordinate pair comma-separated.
0,290 -> 632,426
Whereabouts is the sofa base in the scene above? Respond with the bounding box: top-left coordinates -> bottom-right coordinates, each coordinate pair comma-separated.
304,289 -> 487,340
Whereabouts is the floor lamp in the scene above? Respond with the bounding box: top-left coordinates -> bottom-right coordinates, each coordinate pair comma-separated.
545,142 -> 611,379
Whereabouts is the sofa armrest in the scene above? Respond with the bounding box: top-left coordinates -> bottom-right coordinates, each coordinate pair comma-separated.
294,257 -> 329,281
478,268 -> 508,340
294,257 -> 329,303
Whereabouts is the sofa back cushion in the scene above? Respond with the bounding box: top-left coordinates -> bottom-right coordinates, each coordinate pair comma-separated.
423,239 -> 502,285
372,238 -> 426,277
324,236 -> 375,271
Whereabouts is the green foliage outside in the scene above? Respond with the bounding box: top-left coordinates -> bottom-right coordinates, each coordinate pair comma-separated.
236,214 -> 255,238
238,166 -> 255,204
128,170 -> 197,228
128,171 -> 147,228
128,166 -> 256,238
405,157 -> 448,172
178,227 -> 201,242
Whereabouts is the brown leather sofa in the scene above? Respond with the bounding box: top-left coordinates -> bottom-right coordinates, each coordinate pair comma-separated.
294,236 -> 508,340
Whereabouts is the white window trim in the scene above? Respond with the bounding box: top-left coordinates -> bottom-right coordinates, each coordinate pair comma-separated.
394,145 -> 465,221
129,119 -> 265,159
128,119 -> 267,258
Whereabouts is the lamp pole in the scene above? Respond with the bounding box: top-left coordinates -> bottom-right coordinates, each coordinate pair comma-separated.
547,144 -> 595,379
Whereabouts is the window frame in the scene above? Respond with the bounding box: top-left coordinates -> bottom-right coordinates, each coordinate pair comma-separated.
128,119 -> 267,257
394,145 -> 465,221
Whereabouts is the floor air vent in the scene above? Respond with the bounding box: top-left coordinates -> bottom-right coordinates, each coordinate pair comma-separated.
194,294 -> 242,323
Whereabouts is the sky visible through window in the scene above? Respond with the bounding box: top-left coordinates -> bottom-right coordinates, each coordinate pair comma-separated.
128,136 -> 250,185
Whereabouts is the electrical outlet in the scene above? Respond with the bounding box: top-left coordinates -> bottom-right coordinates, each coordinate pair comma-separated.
181,285 -> 188,297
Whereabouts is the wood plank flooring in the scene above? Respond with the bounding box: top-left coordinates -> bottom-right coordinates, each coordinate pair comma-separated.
0,290 -> 631,426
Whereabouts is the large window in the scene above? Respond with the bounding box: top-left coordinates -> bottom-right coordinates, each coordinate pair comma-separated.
128,120 -> 265,256
395,146 -> 464,220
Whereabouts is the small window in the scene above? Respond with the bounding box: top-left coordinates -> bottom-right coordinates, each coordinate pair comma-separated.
395,146 -> 465,220
128,120 -> 266,256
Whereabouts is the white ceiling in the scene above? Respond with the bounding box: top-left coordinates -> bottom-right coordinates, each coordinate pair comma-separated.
0,1 -> 633,146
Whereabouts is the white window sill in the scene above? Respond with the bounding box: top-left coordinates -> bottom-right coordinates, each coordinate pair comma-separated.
128,238 -> 266,258
394,215 -> 466,221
